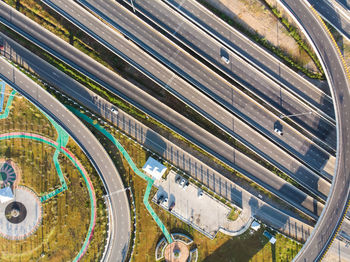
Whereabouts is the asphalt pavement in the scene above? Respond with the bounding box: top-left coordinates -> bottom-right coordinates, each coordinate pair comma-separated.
161,0 -> 335,122
121,0 -> 337,151
0,32 -> 316,242
0,56 -> 131,262
0,2 -> 325,220
41,0 -> 332,201
281,0 -> 350,261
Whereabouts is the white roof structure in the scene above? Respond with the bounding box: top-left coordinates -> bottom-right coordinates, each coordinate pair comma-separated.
251,220 -> 261,231
0,187 -> 13,203
269,236 -> 276,244
142,157 -> 167,180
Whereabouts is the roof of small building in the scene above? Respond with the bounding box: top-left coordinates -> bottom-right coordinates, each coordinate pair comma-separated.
142,157 -> 167,180
251,221 -> 261,231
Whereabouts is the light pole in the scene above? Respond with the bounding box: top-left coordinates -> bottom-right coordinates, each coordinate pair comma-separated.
279,111 -> 312,119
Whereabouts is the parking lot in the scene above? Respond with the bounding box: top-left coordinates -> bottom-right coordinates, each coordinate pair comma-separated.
153,171 -> 230,238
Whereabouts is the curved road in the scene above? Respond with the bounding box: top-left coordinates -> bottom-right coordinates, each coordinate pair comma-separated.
280,0 -> 350,261
0,56 -> 131,262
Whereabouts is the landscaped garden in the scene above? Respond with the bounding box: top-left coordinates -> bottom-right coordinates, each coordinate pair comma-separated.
0,83 -> 108,261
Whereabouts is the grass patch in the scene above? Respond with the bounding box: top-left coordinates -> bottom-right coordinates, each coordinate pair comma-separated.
0,88 -> 107,261
227,207 -> 241,221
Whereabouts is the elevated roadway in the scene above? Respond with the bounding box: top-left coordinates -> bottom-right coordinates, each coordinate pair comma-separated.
77,0 -> 335,183
0,31 -> 316,243
0,1 -> 325,220
0,56 -> 131,261
40,0 -> 332,201
121,0 -> 337,151
279,0 -> 350,261
159,0 -> 335,124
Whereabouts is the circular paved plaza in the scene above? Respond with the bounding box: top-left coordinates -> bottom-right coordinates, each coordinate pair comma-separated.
0,186 -> 42,240
164,241 -> 190,262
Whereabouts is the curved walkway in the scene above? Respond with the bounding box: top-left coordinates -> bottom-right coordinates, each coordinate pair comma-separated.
0,132 -> 97,262
71,106 -> 173,244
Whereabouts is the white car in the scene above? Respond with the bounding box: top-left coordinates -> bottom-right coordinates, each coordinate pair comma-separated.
274,128 -> 283,136
163,197 -> 168,205
221,55 -> 230,64
110,107 -> 118,115
198,190 -> 204,198
179,179 -> 185,188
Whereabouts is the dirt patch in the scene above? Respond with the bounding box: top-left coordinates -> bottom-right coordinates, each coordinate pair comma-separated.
201,0 -> 318,72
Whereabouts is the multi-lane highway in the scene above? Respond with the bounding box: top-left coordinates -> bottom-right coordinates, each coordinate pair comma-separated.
120,0 -> 337,151
0,56 -> 131,261
0,1 -> 325,220
0,31 -> 317,242
160,0 -> 335,122
280,0 -> 350,261
77,0 -> 335,183
40,0 -> 332,203
308,0 -> 350,40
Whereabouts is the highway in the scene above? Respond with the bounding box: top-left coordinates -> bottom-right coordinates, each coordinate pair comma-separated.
0,30 -> 317,243
280,0 -> 350,261
160,0 -> 335,124
0,1 -> 325,220
0,56 -> 131,261
120,0 -> 337,151
77,0 -> 336,183
308,0 -> 350,40
40,0 -> 333,201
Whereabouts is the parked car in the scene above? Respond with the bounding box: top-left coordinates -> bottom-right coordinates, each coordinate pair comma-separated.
110,107 -> 118,115
183,181 -> 189,190
179,178 -> 186,188
168,201 -> 175,212
198,190 -> 204,198
274,128 -> 283,136
157,195 -> 164,204
175,176 -> 181,184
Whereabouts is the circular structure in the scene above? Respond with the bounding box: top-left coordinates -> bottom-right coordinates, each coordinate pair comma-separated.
164,241 -> 189,262
5,201 -> 27,224
0,161 -> 17,187
0,186 -> 42,240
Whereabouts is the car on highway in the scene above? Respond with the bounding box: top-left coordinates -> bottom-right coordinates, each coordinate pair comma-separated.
179,178 -> 186,188
163,197 -> 168,205
183,181 -> 189,190
0,39 -> 4,50
110,107 -> 118,115
221,54 -> 230,64
274,128 -> 283,136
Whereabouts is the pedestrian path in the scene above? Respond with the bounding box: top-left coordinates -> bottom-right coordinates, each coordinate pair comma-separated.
39,109 -> 69,202
0,89 -> 16,119
0,82 -> 96,261
0,132 -> 96,262
0,80 -> 5,112
70,106 -> 173,243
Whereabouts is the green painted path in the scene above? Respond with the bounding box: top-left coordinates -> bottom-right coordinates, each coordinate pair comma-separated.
70,106 -> 173,243
0,83 -> 96,261
39,109 -> 69,202
0,89 -> 16,119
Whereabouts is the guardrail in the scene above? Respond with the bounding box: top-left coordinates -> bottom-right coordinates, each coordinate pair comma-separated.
42,0 -> 329,201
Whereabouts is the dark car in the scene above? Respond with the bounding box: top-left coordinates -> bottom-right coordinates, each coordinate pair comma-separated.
168,201 -> 175,212
157,195 -> 164,205
0,39 -> 4,51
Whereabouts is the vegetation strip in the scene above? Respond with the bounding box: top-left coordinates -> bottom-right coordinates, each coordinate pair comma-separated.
69,106 -> 173,244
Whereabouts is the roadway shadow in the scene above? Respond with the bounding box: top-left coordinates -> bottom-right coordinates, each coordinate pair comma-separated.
144,129 -> 167,159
